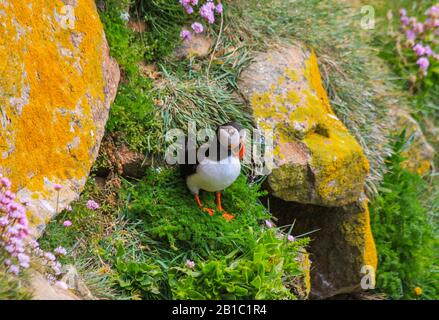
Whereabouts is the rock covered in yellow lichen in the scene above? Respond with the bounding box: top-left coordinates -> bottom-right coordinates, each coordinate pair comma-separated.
0,0 -> 120,237
238,44 -> 369,206
270,196 -> 377,299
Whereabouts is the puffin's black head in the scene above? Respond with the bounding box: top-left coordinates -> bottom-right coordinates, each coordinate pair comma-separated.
217,122 -> 246,159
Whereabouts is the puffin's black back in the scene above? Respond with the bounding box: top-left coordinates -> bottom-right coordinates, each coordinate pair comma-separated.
179,135 -> 198,180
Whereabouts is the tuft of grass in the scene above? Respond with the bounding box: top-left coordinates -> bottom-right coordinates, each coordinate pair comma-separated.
156,65 -> 252,133
0,270 -> 32,300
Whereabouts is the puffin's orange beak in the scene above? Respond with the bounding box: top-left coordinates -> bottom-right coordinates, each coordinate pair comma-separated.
239,143 -> 245,161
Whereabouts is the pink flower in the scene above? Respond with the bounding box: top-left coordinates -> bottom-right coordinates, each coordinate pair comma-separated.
86,200 -> 100,210
5,190 -> 15,200
180,29 -> 192,41
398,8 -> 407,17
413,44 -> 426,56
29,240 -> 39,249
417,57 -> 430,75
0,216 -> 8,226
426,5 -> 439,18
414,22 -> 424,34
54,246 -> 67,256
215,3 -> 223,14
400,16 -> 409,26
184,5 -> 194,14
65,205 -> 73,212
44,252 -> 56,261
406,29 -> 415,41
265,220 -> 273,228
63,220 -> 72,227
55,281 -> 68,290
8,265 -> 19,275
0,177 -> 11,189
53,183 -> 62,191
186,259 -> 195,269
191,22 -> 204,34
200,2 -> 215,24
17,253 -> 30,268
287,235 -> 295,242
424,45 -> 433,56
417,57 -> 429,69
180,0 -> 194,14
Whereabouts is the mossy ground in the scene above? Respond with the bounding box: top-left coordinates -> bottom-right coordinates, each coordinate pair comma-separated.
35,0 -> 438,300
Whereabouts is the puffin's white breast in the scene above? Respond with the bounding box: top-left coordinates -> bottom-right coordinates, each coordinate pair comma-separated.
186,156 -> 241,193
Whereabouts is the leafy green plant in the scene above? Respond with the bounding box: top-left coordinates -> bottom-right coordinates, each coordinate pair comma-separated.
370,131 -> 438,299
112,243 -> 164,300
169,230 -> 308,300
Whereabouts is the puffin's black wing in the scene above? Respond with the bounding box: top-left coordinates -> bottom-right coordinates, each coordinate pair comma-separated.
179,136 -> 198,180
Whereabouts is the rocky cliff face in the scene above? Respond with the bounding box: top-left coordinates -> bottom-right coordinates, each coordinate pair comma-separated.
0,0 -> 120,237
238,44 -> 377,298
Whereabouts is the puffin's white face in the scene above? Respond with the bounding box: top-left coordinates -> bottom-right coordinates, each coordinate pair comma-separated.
219,126 -> 241,150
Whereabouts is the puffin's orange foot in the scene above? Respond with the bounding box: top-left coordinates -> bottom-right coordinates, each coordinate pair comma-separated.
221,212 -> 235,221
202,207 -> 215,216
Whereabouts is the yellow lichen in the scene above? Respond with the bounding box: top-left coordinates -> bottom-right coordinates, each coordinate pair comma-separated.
361,202 -> 378,271
248,47 -> 369,205
285,67 -> 300,82
0,1 -> 105,197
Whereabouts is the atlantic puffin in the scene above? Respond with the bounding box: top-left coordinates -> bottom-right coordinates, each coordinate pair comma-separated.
180,122 -> 245,221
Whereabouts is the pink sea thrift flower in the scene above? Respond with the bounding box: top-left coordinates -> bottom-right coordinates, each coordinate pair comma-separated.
399,8 -> 407,17
53,183 -> 62,191
413,44 -> 426,56
406,29 -> 415,41
426,5 -> 439,18
186,259 -> 195,269
17,253 -> 30,268
54,246 -> 67,256
63,220 -> 72,227
200,1 -> 215,24
265,220 -> 273,228
0,177 -> 11,189
185,5 -> 194,14
44,252 -> 56,261
191,22 -> 204,34
55,281 -> 69,290
215,3 -> 223,14
180,29 -> 192,41
424,45 -> 433,56
414,22 -> 424,34
287,235 -> 295,242
86,200 -> 100,210
400,16 -> 409,26
8,265 -> 19,275
417,57 -> 430,75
